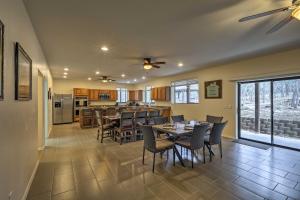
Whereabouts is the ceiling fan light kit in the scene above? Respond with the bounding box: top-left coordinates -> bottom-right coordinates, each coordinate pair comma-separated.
144,64 -> 153,70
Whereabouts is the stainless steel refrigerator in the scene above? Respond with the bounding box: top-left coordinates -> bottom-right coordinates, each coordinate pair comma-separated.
53,94 -> 73,124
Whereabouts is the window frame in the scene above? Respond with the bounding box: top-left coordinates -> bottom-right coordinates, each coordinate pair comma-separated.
116,88 -> 128,103
171,79 -> 199,104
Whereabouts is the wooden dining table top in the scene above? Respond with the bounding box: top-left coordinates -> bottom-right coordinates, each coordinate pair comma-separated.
152,122 -> 212,137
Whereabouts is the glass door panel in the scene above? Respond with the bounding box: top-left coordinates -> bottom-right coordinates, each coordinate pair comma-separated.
273,79 -> 300,149
239,81 -> 272,143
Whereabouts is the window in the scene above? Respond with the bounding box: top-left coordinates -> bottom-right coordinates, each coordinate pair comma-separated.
144,86 -> 152,104
171,79 -> 199,104
117,88 -> 128,103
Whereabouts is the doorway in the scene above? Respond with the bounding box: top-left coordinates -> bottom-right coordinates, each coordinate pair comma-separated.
37,71 -> 48,150
238,77 -> 300,150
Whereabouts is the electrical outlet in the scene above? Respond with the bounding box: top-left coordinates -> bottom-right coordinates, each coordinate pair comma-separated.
8,191 -> 13,200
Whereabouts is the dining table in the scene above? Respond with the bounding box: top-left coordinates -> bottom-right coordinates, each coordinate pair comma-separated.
152,121 -> 212,167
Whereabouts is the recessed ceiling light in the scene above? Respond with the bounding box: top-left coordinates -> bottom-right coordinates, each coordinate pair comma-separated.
64,72 -> 68,75
127,81 -> 130,84
178,62 -> 184,67
134,79 -> 137,82
64,68 -> 69,71
96,71 -> 100,75
142,76 -> 146,80
121,74 -> 126,78
88,77 -> 92,81
101,46 -> 109,52
63,76 -> 67,79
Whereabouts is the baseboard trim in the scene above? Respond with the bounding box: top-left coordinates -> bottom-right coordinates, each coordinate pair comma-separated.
21,160 -> 39,200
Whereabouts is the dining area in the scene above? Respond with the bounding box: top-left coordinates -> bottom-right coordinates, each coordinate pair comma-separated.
96,107 -> 227,171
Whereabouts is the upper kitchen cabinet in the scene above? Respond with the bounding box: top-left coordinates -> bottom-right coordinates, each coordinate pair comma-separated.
110,90 -> 118,101
88,89 -> 100,101
151,86 -> 170,101
74,88 -> 89,96
129,90 -> 143,101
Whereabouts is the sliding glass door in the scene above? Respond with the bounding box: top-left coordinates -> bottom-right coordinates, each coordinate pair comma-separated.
239,81 -> 272,143
238,77 -> 300,150
273,79 -> 300,149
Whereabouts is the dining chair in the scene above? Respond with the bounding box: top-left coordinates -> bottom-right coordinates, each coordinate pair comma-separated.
148,110 -> 160,125
95,110 -> 114,143
106,107 -> 117,116
171,115 -> 185,123
134,111 -> 148,140
141,125 -> 175,172
175,124 -> 209,168
204,121 -> 228,161
115,112 -> 135,144
206,115 -> 223,123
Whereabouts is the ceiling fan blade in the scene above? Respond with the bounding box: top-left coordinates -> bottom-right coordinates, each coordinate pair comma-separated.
266,15 -> 294,34
239,7 -> 290,22
152,65 -> 161,69
152,61 -> 166,65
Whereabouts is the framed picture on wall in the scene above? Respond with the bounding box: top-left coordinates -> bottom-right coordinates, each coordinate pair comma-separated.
0,20 -> 4,100
205,80 -> 222,99
15,42 -> 32,100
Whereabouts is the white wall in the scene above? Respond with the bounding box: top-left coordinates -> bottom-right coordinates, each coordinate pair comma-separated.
134,48 -> 300,139
0,0 -> 52,199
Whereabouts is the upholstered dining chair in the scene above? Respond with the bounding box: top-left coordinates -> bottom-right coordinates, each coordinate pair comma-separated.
175,124 -> 209,168
171,115 -> 185,123
95,110 -> 114,143
204,121 -> 228,161
148,110 -> 160,125
134,111 -> 148,140
141,125 -> 175,172
115,112 -> 135,144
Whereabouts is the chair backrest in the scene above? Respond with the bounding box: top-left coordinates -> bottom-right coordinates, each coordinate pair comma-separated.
153,116 -> 169,125
106,107 -> 116,116
149,110 -> 160,117
209,121 -> 228,145
95,110 -> 103,127
120,112 -> 134,129
190,124 -> 209,150
135,111 -> 148,126
171,115 -> 184,123
141,125 -> 156,152
206,115 -> 223,123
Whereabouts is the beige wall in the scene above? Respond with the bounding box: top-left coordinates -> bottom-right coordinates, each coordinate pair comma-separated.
134,48 -> 300,139
0,0 -> 52,199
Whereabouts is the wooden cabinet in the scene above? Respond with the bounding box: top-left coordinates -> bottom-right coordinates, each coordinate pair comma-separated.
151,86 -> 170,101
129,90 -> 143,101
88,89 -> 99,101
110,90 -> 118,101
74,88 -> 89,96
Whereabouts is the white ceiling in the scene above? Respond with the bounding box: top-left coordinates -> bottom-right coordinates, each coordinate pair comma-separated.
24,0 -> 300,83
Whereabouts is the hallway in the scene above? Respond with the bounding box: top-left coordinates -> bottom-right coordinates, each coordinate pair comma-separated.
27,124 -> 300,200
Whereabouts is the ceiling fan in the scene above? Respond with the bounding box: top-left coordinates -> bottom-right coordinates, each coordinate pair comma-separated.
143,58 -> 166,70
95,76 -> 116,83
239,0 -> 300,34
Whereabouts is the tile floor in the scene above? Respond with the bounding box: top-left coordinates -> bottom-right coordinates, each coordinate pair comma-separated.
27,123 -> 300,200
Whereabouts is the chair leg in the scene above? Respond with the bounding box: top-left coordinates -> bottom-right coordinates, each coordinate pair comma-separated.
173,148 -> 175,166
203,146 -> 206,164
209,145 -> 212,162
142,147 -> 145,164
97,129 -> 100,140
219,141 -> 223,158
152,153 -> 156,173
191,150 -> 194,168
167,149 -> 169,160
101,129 -> 104,143
180,146 -> 182,155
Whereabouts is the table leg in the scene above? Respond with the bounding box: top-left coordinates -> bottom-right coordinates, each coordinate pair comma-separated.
173,146 -> 185,167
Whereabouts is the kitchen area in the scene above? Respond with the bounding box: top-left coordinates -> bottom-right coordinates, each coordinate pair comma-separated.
53,87 -> 172,129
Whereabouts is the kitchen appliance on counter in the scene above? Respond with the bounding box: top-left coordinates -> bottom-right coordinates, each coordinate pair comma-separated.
53,94 -> 73,124
74,96 -> 89,122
